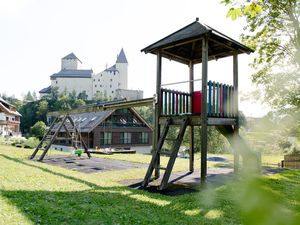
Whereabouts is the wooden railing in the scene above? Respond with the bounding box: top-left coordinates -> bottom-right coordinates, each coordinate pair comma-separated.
161,89 -> 191,115
207,81 -> 235,118
160,81 -> 236,118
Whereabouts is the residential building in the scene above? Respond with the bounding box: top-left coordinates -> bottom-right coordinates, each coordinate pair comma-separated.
0,97 -> 22,137
51,107 -> 152,154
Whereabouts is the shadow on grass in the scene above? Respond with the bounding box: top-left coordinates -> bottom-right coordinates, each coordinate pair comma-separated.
2,153 -> 300,225
0,154 -> 98,189
0,153 -> 238,224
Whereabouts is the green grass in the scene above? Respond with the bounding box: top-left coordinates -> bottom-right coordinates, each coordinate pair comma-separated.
0,145 -> 299,225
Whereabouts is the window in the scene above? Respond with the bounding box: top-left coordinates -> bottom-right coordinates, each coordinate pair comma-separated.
120,132 -> 131,144
98,79 -> 100,82
112,91 -> 114,94
100,85 -> 102,87
95,85 -> 97,87
139,132 -> 149,144
101,74 -> 103,77
101,132 -> 112,145
93,79 -> 95,81
110,79 -> 112,82
118,83 -> 121,86
110,85 -> 112,88
56,81 -> 58,84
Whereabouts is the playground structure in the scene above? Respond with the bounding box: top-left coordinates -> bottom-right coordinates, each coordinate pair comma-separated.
30,115 -> 91,161
141,19 -> 259,190
30,19 -> 260,191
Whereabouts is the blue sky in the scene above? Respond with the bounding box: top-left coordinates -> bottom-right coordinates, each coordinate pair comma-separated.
0,0 -> 268,116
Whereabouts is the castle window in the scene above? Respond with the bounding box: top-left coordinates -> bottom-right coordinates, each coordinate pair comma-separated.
100,85 -> 102,87
110,79 -> 112,82
112,91 -> 114,94
110,85 -> 112,88
98,79 -> 100,82
101,74 -> 103,77
95,85 -> 97,87
118,83 -> 120,86
93,79 -> 95,81
56,81 -> 58,84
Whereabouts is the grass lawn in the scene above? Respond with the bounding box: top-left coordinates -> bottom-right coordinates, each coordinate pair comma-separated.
0,145 -> 300,225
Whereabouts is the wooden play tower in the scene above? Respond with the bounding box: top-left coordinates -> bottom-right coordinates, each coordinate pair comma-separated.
141,19 -> 254,190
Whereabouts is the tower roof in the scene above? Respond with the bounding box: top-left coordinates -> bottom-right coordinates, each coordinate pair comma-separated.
62,52 -> 82,63
141,19 -> 254,65
116,48 -> 128,63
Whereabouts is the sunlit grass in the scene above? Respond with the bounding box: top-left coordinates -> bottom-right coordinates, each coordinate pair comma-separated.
0,144 -> 299,224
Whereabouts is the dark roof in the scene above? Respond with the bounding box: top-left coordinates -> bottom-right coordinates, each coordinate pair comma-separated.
0,98 -> 22,117
0,97 -> 13,107
71,110 -> 113,132
50,69 -> 93,79
62,52 -> 82,63
116,48 -> 128,63
39,86 -> 52,94
105,64 -> 119,72
141,20 -> 254,64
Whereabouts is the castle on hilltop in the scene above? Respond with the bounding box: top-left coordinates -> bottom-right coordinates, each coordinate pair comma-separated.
39,49 -> 143,100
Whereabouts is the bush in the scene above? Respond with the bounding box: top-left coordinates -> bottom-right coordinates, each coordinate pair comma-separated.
30,121 -> 47,140
23,137 -> 40,149
10,137 -> 26,146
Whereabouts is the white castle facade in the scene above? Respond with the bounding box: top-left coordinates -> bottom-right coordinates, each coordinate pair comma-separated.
40,49 -> 143,100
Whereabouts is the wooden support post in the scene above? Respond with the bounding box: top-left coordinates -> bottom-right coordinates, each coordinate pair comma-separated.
189,61 -> 194,172
201,37 -> 208,183
154,51 -> 162,178
233,51 -> 239,173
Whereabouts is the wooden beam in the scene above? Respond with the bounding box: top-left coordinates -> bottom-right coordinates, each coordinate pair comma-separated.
154,51 -> 162,179
47,98 -> 154,117
159,115 -> 236,126
189,61 -> 194,172
161,38 -> 202,51
201,36 -> 209,183
233,51 -> 239,173
161,50 -> 190,65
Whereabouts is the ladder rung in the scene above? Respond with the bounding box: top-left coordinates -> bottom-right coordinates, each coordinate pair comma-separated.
157,167 -> 167,170
164,138 -> 177,141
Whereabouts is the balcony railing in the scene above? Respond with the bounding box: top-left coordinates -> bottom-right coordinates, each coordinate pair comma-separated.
160,81 -> 236,118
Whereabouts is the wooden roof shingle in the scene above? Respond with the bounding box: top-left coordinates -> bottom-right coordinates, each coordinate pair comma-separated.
141,19 -> 254,65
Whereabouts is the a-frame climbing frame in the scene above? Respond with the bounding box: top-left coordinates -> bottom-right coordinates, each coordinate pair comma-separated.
30,114 -> 91,161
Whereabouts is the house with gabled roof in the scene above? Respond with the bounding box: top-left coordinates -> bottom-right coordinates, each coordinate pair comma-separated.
0,97 -> 22,137
40,49 -> 143,100
52,107 -> 152,153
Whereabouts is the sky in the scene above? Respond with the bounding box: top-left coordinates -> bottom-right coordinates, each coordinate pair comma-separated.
0,0 -> 269,117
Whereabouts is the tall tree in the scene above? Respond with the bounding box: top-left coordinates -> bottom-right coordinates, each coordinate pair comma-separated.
222,0 -> 300,112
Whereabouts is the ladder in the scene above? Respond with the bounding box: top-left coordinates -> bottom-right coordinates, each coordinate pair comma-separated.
30,115 -> 91,161
142,117 -> 189,190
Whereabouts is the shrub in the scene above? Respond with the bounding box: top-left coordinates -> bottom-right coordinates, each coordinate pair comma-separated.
10,137 -> 26,146
23,137 -> 39,149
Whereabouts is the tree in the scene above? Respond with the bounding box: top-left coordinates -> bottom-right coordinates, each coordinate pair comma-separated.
221,0 -> 300,112
30,121 -> 46,140
36,100 -> 48,122
78,91 -> 88,101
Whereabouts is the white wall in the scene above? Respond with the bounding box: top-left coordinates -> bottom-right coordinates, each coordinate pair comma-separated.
115,62 -> 128,89
52,77 -> 93,99
61,58 -> 78,70
0,113 -> 5,121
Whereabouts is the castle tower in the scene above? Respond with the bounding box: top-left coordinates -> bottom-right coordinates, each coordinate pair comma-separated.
115,48 -> 128,89
61,52 -> 82,70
